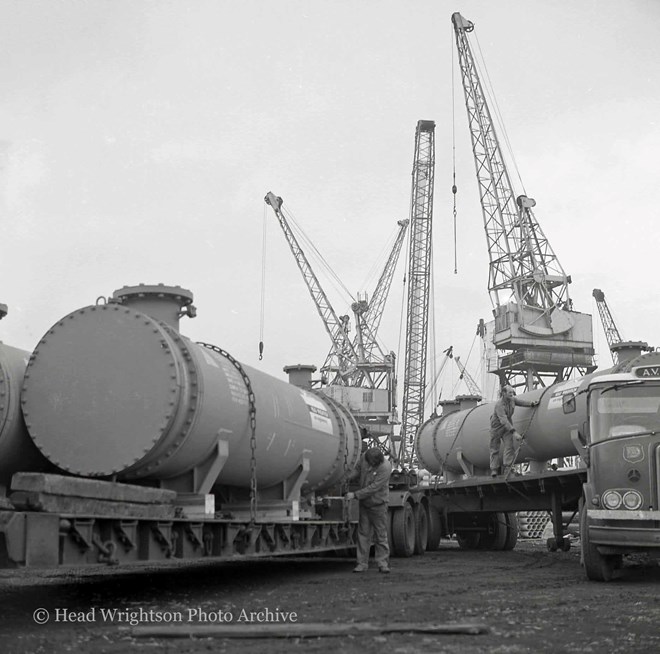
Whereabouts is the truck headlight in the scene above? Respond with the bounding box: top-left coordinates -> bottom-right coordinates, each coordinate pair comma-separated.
622,490 -> 643,510
602,490 -> 622,509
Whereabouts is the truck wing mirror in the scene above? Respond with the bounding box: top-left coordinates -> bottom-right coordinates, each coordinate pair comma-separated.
570,427 -> 589,465
562,392 -> 576,414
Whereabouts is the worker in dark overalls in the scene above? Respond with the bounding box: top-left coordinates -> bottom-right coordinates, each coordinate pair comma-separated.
345,447 -> 392,573
490,385 -> 538,477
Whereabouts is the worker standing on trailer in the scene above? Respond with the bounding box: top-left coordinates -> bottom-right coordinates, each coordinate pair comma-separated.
489,385 -> 538,477
345,447 -> 392,574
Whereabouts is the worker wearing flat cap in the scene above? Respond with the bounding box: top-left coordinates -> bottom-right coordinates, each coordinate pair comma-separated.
490,385 -> 539,477
345,447 -> 392,573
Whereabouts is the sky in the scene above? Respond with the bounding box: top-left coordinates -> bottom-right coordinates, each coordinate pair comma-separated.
0,0 -> 659,410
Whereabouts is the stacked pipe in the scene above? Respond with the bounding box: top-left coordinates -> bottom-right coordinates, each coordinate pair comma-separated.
517,511 -> 550,539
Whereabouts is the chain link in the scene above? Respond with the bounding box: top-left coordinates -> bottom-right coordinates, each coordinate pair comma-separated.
198,342 -> 258,524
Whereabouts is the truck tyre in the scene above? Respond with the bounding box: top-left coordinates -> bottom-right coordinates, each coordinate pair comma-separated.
413,504 -> 428,555
580,499 -> 620,581
426,506 -> 442,551
478,512 -> 508,550
503,513 -> 518,550
391,504 -> 415,557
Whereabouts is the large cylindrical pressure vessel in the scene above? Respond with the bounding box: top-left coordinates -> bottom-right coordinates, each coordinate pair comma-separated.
0,342 -> 49,486
416,350 -> 660,477
21,286 -> 361,492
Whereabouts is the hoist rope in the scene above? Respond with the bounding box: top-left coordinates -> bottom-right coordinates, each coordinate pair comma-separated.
451,29 -> 458,275
284,205 -> 355,303
360,223 -> 400,295
258,204 -> 267,360
450,332 -> 480,398
426,253 -> 437,415
395,226 -> 411,431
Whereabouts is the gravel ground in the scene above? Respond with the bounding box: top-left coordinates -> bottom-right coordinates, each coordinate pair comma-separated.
1,539 -> 659,653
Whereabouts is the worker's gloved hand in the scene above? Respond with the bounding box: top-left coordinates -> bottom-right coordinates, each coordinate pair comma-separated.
513,430 -> 523,444
345,492 -> 355,501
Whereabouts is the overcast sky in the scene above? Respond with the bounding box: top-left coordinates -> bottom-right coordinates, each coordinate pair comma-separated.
1,0 -> 658,407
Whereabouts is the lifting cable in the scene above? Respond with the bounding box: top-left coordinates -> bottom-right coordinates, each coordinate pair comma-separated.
427,255 -> 438,412
450,331 -> 479,397
258,204 -> 267,360
360,223 -> 400,294
396,227 -> 411,390
285,205 -> 355,304
451,31 -> 458,275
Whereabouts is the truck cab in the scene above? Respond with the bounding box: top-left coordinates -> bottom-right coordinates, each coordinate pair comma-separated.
565,364 -> 660,580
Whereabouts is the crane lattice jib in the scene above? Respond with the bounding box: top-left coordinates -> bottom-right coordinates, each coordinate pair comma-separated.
592,289 -> 623,364
452,13 -> 571,313
453,355 -> 482,397
359,219 -> 409,362
399,120 -> 435,467
264,192 -> 360,381
320,218 -> 408,388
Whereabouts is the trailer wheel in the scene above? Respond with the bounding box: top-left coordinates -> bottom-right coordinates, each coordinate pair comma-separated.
502,513 -> 518,551
391,504 -> 415,557
426,506 -> 442,551
478,512 -> 508,550
455,532 -> 480,549
580,499 -> 620,582
413,504 -> 428,555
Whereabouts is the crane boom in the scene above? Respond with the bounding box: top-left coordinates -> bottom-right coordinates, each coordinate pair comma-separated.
453,355 -> 482,398
452,13 -> 571,314
317,219 -> 407,389
592,289 -> 623,357
398,120 -> 435,467
452,13 -> 594,389
351,219 -> 409,362
264,192 -> 361,381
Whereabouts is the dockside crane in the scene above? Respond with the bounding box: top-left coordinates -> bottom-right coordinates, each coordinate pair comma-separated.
592,289 -> 623,364
426,345 -> 483,411
452,13 -> 594,390
397,120 -> 436,468
350,219 -> 409,363
322,218 -> 409,389
264,192 -> 402,448
592,288 -> 652,365
453,355 -> 482,399
264,192 -> 362,383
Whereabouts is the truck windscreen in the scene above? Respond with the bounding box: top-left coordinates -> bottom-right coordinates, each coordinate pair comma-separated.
591,383 -> 660,443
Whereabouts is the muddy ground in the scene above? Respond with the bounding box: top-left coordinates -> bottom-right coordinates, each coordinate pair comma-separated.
1,538 -> 659,654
